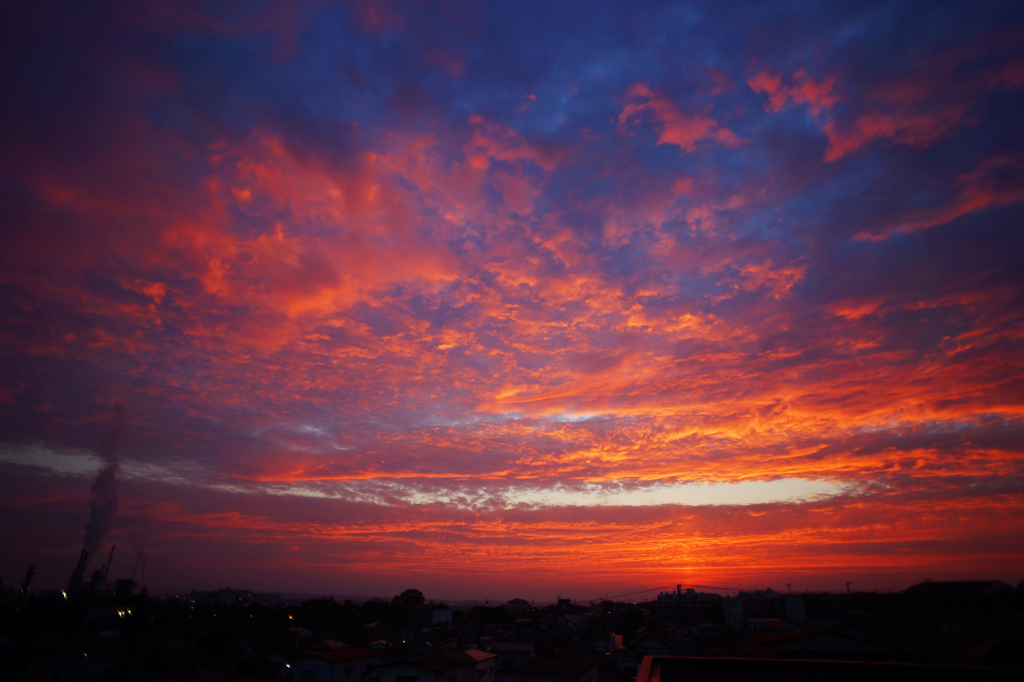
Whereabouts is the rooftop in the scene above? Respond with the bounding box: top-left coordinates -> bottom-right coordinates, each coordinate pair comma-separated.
452,650 -> 496,663
307,648 -> 378,664
636,656 -> 1020,682
508,649 -> 602,678
903,581 -> 1013,598
488,642 -> 534,653
396,654 -> 474,674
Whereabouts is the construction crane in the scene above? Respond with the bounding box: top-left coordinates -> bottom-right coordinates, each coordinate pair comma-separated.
67,547 -> 89,595
103,545 -> 116,578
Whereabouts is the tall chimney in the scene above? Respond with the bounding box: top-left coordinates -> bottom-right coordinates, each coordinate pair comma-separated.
104,545 -> 116,578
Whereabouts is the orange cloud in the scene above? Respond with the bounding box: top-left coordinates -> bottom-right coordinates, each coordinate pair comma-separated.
3,14 -> 1023,597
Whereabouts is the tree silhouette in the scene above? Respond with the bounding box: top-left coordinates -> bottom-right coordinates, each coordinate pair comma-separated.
392,588 -> 425,610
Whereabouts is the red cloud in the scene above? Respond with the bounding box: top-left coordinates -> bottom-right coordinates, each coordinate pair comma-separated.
747,67 -> 840,117
619,84 -> 744,154
750,39 -> 1024,162
857,154 -> 1024,240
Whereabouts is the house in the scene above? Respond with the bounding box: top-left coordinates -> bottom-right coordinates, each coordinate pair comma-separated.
431,636 -> 460,653
722,590 -> 805,630
449,649 -> 497,682
737,618 -> 794,632
378,653 -> 475,682
748,630 -> 897,662
609,629 -> 674,671
487,643 -> 534,672
968,633 -> 1024,668
506,599 -> 531,614
903,581 -> 1013,598
292,648 -> 381,682
458,622 -> 480,647
496,649 -> 602,682
657,588 -> 723,624
703,630 -> 898,662
308,639 -> 349,653
634,655 -> 1019,682
902,580 -> 1014,611
409,607 -> 454,630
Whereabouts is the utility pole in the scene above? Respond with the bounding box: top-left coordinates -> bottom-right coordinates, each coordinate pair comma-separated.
846,582 -> 852,595
785,584 -> 792,595
676,585 -> 683,648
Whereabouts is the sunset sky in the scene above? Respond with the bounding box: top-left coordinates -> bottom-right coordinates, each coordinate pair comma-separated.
2,0 -> 1024,600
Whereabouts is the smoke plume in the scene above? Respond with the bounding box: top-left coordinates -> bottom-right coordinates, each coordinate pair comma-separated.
83,406 -> 123,559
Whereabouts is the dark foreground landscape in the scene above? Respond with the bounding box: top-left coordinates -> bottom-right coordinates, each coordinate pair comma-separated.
2,578 -> 1023,681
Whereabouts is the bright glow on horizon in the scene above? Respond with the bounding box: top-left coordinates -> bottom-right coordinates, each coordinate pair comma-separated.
497,479 -> 846,508
0,444 -> 846,508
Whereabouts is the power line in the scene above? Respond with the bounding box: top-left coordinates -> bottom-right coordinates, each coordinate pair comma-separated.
580,584 -> 675,603
581,581 -> 757,604
679,582 -> 752,592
